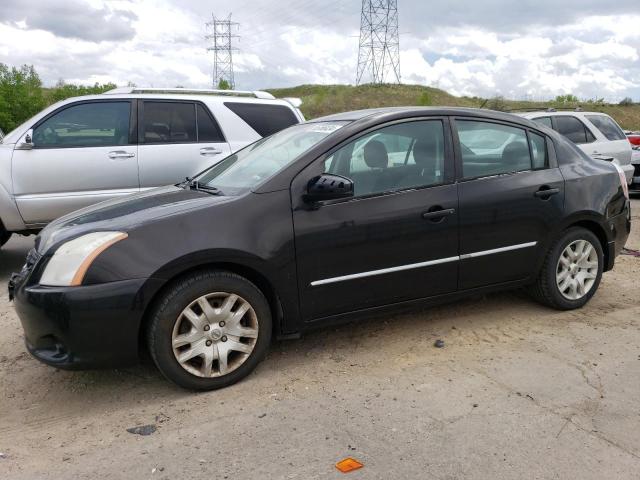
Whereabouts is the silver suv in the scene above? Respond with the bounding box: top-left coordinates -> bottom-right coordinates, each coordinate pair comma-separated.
519,110 -> 633,184
0,88 -> 304,247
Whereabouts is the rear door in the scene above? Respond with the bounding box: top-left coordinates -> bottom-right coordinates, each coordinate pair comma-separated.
12,100 -> 138,225
137,100 -> 231,189
584,114 -> 632,164
454,118 -> 565,289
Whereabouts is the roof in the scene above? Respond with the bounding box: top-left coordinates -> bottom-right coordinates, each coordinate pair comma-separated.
312,106 -> 544,129
519,110 -> 612,118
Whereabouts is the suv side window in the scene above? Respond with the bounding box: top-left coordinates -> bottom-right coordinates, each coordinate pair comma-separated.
324,120 -> 446,197
586,115 -> 626,141
33,102 -> 130,148
224,102 -> 299,137
555,116 -> 595,144
533,116 -> 552,128
457,120 -> 534,179
142,102 -> 196,144
196,104 -> 225,142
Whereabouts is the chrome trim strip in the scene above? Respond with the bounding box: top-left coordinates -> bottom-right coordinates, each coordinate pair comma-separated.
310,256 -> 460,287
309,241 -> 537,287
459,241 -> 537,260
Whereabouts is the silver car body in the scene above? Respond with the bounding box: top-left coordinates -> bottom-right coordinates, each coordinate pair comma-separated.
0,89 -> 304,232
519,111 -> 633,184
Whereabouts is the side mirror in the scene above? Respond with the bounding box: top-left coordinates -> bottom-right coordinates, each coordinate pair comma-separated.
15,129 -> 34,150
304,173 -> 354,203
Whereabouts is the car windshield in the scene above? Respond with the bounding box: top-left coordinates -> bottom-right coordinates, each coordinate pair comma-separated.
194,121 -> 348,194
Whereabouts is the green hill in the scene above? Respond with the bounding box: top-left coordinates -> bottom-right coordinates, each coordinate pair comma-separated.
268,84 -> 640,130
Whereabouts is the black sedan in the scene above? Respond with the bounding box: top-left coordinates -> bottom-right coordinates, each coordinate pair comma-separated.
10,107 -> 631,390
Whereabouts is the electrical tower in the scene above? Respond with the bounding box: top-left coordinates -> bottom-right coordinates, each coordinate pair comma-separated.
206,14 -> 239,89
356,0 -> 401,85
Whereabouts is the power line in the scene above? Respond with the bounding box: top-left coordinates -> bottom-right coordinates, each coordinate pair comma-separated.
206,13 -> 239,89
356,0 -> 401,85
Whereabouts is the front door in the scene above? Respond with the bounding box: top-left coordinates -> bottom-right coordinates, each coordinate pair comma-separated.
137,100 -> 231,189
292,118 -> 459,321
12,100 -> 139,225
454,118 -> 565,290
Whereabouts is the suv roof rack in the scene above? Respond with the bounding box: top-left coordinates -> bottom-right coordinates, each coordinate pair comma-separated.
507,106 -> 588,113
103,87 -> 276,100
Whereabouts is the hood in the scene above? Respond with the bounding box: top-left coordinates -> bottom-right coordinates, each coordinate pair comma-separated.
37,185 -> 233,253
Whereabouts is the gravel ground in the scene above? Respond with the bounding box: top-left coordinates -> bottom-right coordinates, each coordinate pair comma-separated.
1,199 -> 639,479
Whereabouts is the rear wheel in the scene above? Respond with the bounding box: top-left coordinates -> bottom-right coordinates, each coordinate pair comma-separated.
147,270 -> 272,390
530,227 -> 603,310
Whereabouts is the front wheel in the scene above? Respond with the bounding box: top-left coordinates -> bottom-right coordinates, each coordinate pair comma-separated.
530,227 -> 603,310
147,270 -> 272,390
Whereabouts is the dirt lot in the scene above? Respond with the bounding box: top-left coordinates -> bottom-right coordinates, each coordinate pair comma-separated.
1,199 -> 639,480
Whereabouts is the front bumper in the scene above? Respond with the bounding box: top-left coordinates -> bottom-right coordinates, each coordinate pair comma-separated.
10,262 -> 161,369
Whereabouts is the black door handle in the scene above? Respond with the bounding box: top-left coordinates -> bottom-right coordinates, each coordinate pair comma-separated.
422,207 -> 456,221
534,187 -> 560,199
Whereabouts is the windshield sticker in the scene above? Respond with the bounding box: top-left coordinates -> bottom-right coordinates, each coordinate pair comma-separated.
310,123 -> 344,134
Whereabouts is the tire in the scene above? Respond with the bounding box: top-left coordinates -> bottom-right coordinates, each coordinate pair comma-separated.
147,270 -> 272,391
530,227 -> 603,310
0,225 -> 11,248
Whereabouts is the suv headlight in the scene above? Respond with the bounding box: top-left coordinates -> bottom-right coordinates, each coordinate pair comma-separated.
40,232 -> 128,286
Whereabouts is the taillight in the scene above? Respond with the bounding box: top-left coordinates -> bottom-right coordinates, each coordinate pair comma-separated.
627,135 -> 640,146
611,162 -> 629,200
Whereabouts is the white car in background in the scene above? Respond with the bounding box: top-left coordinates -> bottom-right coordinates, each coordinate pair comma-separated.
0,87 -> 304,247
519,110 -> 633,185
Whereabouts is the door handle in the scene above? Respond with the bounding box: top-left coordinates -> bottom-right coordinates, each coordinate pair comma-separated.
422,207 -> 456,221
108,151 -> 135,159
200,147 -> 223,156
534,187 -> 560,199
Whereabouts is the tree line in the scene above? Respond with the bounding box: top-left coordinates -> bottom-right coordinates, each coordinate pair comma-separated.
0,63 -> 116,133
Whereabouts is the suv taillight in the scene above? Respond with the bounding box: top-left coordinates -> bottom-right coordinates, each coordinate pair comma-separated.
627,135 -> 640,146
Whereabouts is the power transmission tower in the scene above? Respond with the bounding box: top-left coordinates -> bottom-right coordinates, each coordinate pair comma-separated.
356,0 -> 401,85
206,14 -> 239,89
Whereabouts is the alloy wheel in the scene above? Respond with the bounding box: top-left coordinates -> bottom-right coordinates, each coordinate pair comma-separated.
172,292 -> 259,378
556,239 -> 598,300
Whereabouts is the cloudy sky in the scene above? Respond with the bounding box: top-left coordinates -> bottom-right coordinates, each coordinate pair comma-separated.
0,0 -> 639,101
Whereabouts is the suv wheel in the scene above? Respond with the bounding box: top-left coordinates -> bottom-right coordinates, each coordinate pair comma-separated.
531,227 -> 603,310
147,270 -> 272,390
0,224 -> 11,248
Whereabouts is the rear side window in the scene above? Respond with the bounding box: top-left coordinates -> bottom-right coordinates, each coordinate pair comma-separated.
33,102 -> 130,148
533,116 -> 552,128
586,115 -> 626,141
529,132 -> 548,169
224,102 -> 299,137
555,116 -> 595,144
457,120 -> 533,179
197,104 -> 224,142
142,102 -> 196,144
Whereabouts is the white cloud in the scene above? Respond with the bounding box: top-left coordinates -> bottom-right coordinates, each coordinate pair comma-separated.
0,0 -> 638,102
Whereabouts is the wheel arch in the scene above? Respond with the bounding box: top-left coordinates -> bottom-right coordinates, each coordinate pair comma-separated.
137,260 -> 286,354
561,215 -> 610,271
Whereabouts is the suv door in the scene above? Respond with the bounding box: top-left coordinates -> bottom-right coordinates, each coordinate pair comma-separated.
12,100 -> 138,225
137,100 -> 231,189
454,118 -> 565,289
584,114 -> 633,165
292,118 -> 459,321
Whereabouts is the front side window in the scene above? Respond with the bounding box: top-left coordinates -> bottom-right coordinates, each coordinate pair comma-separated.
196,121 -> 347,194
323,120 -> 446,197
142,102 -> 196,144
555,116 -> 595,144
586,115 -> 626,141
457,120 -> 532,179
33,102 -> 130,148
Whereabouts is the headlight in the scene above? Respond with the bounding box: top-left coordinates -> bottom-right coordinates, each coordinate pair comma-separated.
40,232 -> 128,286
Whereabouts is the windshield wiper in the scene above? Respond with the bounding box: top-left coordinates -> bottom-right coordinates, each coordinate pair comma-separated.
187,178 -> 223,195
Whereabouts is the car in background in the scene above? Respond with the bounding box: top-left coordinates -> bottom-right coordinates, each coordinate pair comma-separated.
0,127 -> 4,141
625,131 -> 640,192
0,87 -> 304,248
519,110 -> 633,185
10,107 -> 630,390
